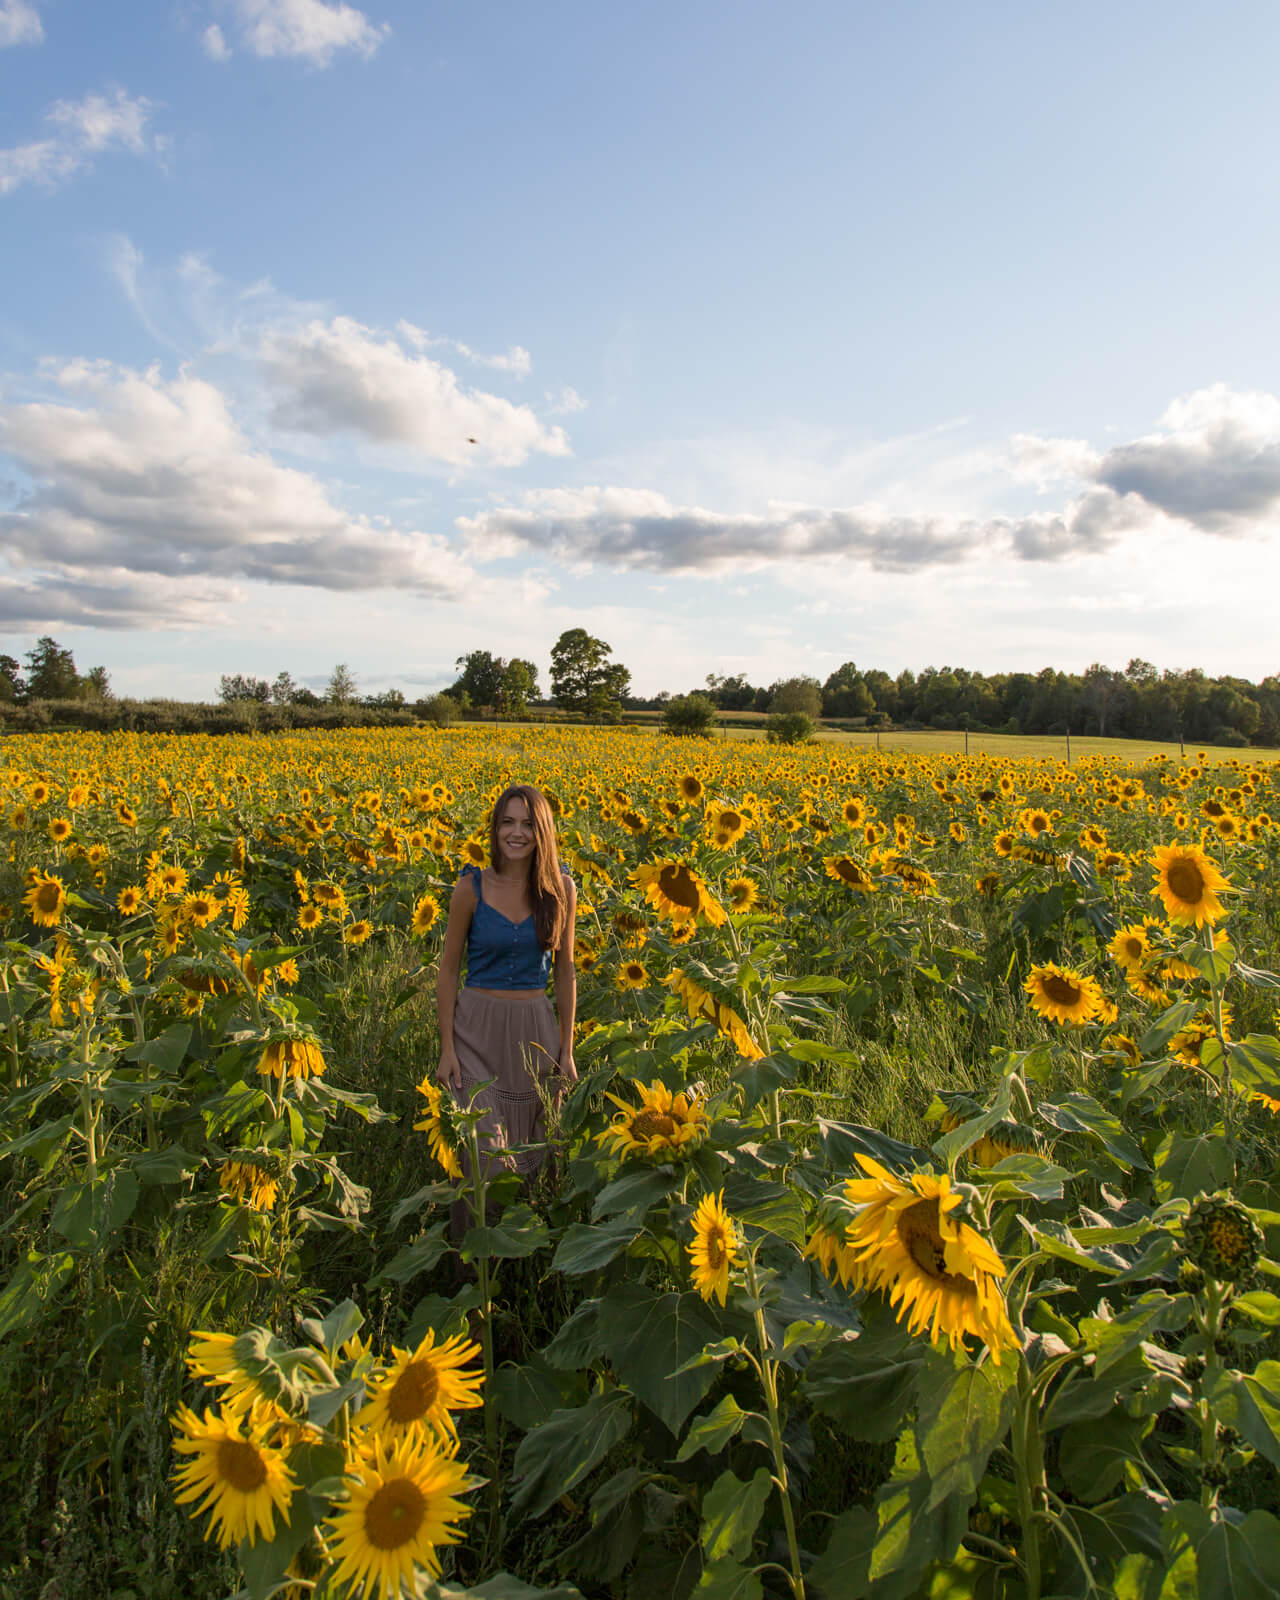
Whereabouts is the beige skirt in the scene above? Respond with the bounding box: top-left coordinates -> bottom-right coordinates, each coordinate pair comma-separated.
451,987 -> 561,1177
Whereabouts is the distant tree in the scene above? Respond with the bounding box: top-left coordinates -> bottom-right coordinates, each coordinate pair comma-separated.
768,676 -> 822,718
417,692 -> 460,727
271,671 -> 298,705
550,629 -> 629,718
364,687 -> 406,709
219,673 -> 271,704
325,663 -> 358,705
822,662 -> 875,718
451,650 -> 507,712
705,672 -> 758,711
82,665 -> 112,700
503,658 -> 539,717
25,636 -> 80,700
0,655 -> 25,703
662,692 -> 718,737
291,686 -> 322,707
766,711 -> 815,745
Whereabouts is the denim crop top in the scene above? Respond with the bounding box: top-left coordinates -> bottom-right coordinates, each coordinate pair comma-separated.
461,864 -> 558,990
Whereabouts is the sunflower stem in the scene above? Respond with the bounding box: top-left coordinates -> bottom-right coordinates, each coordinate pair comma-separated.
745,1253 -> 805,1600
1204,924 -> 1235,1179
1012,1354 -> 1046,1600
1197,1279 -> 1227,1509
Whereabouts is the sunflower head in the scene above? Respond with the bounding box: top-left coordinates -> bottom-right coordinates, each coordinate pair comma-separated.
1151,842 -> 1229,927
1182,1194 -> 1264,1284
598,1078 -> 710,1162
687,1190 -> 740,1306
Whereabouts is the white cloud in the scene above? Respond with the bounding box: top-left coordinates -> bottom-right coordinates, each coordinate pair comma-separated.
548,386 -> 587,415
219,0 -> 388,66
1003,432 -> 1101,489
202,23 -> 231,60
259,317 -> 570,466
0,362 -> 479,625
395,321 -> 532,376
0,0 -> 42,46
0,87 -> 162,197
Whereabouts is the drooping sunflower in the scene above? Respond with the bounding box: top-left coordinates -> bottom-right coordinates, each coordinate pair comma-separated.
184,1332 -> 271,1412
667,969 -> 763,1060
1151,843 -> 1229,927
171,1402 -> 297,1551
835,1156 -> 1016,1363
597,1078 -> 710,1162
687,1190 -> 740,1306
355,1329 -> 484,1441
1023,962 -> 1104,1026
413,1076 -> 463,1179
632,859 -> 726,926
23,871 -> 67,928
257,1037 -> 326,1081
411,894 -> 441,936
218,1160 -> 281,1213
325,1433 -> 474,1599
823,855 -> 876,892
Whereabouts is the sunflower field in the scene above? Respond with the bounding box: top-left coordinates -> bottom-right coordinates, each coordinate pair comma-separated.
2,724 -> 1280,1600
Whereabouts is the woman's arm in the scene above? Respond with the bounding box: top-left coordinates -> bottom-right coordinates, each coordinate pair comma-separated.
435,876 -> 475,1088
553,875 -> 578,1084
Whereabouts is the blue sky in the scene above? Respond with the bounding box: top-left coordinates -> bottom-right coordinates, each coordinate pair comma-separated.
2,0 -> 1278,700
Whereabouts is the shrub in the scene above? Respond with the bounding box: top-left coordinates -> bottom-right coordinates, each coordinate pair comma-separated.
766,710 -> 815,744
417,693 -> 461,727
662,693 -> 718,738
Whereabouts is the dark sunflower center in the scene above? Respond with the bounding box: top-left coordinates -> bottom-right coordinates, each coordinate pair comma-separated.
35,883 -> 61,912
706,1227 -> 727,1270
1029,815 -> 1048,833
1207,1217 -> 1250,1262
631,1110 -> 676,1140
657,866 -> 702,912
364,1478 -> 427,1550
216,1437 -> 268,1493
898,1200 -> 975,1295
1121,937 -> 1144,960
387,1360 -> 439,1423
1167,859 -> 1205,902
1041,974 -> 1082,1006
835,860 -> 864,883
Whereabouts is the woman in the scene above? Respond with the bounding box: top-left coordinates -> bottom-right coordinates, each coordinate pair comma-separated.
436,784 -> 577,1191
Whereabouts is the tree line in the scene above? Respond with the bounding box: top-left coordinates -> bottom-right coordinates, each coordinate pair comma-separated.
0,637 -> 111,704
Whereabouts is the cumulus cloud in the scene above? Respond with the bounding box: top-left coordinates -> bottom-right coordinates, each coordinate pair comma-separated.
457,384 -> 1280,580
0,87 -> 162,197
395,321 -> 532,377
0,0 -> 42,46
0,569 -> 234,631
0,362 -> 479,625
260,317 -> 570,465
211,0 -> 388,65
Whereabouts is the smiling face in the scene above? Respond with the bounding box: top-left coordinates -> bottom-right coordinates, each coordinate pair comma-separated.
494,796 -> 533,865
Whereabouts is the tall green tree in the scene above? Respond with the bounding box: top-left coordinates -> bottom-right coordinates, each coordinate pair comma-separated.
550,629 -> 629,717
24,636 -> 80,700
0,655 -> 24,703
452,650 -> 507,711
325,664 -> 358,705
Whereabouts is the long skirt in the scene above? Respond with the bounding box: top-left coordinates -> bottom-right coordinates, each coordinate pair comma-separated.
450,986 -> 561,1180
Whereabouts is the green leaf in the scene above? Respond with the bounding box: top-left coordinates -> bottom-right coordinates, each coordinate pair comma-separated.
0,1114 -> 74,1161
807,1504 -> 875,1599
930,1076 -> 1013,1168
305,1376 -> 367,1428
818,1119 -> 929,1175
543,1298 -> 605,1370
125,1022 -> 193,1074
1202,1362 -> 1280,1469
771,973 -> 849,995
552,1217 -> 641,1274
299,1298 -> 363,1358
1154,1130 -> 1234,1203
700,1466 -> 772,1564
50,1168 -> 139,1249
390,1179 -> 461,1229
237,1489 -> 316,1600
491,1356 -> 586,1431
1059,1407 -> 1155,1502
424,1574 -> 587,1599
720,1174 -> 806,1250
1077,1293 -> 1191,1380
690,1559 -> 763,1600
590,1165 -> 679,1220
868,1431 -> 972,1600
597,1282 -> 723,1435
0,1249 -> 74,1340
372,1222 -> 449,1286
130,1144 -> 201,1185
914,1352 -> 1015,1510
676,1395 -> 767,1463
803,1318 -> 924,1443
1037,1092 -> 1147,1170
508,1390 -> 633,1521
1233,1292 -> 1280,1327
1162,1500 -> 1280,1600
462,1203 -> 550,1261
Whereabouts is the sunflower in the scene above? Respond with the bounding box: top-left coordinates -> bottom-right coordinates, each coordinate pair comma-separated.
993,830 -> 1017,858
355,1329 -> 484,1441
632,859 -> 726,926
1151,843 -> 1229,927
1023,963 -> 1104,1026
23,871 -> 67,928
115,801 -> 138,827
311,881 -> 346,907
840,796 -> 866,826
834,1156 -> 1016,1362
413,1077 -> 463,1179
344,919 -> 375,946
667,969 -> 763,1060
676,773 -> 704,803
1170,1006 -> 1232,1069
803,1223 -> 860,1287
218,1160 -> 281,1212
1018,807 -> 1053,838
171,1402 -> 296,1551
411,894 -> 441,936
1107,920 -> 1158,975
47,816 -> 72,843
687,1190 -> 740,1306
185,1332 -> 271,1412
183,892 -> 221,929
325,1433 -> 474,1599
615,959 -> 649,991
297,902 -> 324,933
823,855 -> 875,892
1102,1032 -> 1143,1067
974,872 -> 1001,897
726,877 -> 759,914
598,1078 -> 710,1162
706,806 -> 748,849
257,1037 -> 326,1080
9,806 -> 28,830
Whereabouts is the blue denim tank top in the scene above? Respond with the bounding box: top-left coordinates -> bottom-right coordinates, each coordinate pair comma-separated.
461,864 -> 555,990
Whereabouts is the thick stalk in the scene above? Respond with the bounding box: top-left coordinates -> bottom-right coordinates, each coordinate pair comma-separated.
1196,1280 -> 1226,1509
1204,925 -> 1234,1179
1012,1357 -> 1045,1600
746,1255 -> 805,1600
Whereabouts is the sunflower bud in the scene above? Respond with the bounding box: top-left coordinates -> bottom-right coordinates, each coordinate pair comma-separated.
1182,1194 -> 1264,1283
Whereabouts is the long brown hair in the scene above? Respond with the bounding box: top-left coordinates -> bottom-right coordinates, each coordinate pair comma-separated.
488,784 -> 568,951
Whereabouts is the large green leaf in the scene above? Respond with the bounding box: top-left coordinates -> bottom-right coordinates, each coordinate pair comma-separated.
914,1352 -> 1015,1510
1077,1292 -> 1191,1380
552,1217 -> 641,1274
1202,1362 -> 1280,1469
0,1249 -> 74,1340
807,1504 -> 874,1599
867,1432 -> 972,1600
700,1466 -> 772,1564
461,1203 -> 551,1260
1154,1130 -> 1234,1202
491,1356 -> 586,1431
802,1319 -> 923,1443
1162,1501 -> 1280,1600
1059,1408 -> 1156,1502
676,1394 -> 769,1463
1036,1092 -> 1147,1170
50,1168 -> 139,1250
817,1119 -> 928,1175
690,1559 -> 763,1600
544,1299 -> 605,1370
508,1389 -> 634,1521
237,1489 -> 316,1600
719,1173 -> 806,1250
597,1282 -> 723,1434
590,1166 -> 679,1220
372,1222 -> 450,1285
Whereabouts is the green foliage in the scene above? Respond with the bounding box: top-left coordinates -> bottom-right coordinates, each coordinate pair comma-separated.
662,693 -> 719,738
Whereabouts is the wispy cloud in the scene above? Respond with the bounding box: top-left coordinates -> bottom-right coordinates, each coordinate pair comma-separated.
207,0 -> 388,66
0,0 -> 42,47
0,87 -> 163,198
